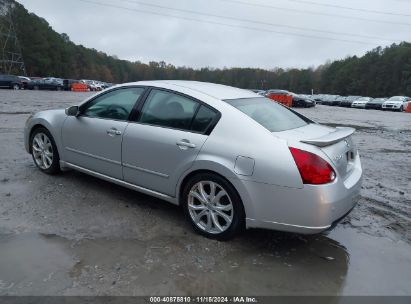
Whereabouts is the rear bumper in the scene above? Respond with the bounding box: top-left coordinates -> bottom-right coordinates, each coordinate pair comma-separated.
243,155 -> 362,234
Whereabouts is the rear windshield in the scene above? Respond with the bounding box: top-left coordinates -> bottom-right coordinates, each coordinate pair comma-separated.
225,97 -> 310,132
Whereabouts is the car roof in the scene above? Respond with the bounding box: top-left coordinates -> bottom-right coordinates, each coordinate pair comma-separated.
118,80 -> 259,100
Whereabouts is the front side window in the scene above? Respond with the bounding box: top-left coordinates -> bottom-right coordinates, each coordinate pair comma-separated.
82,87 -> 144,120
139,89 -> 200,131
225,97 -> 310,132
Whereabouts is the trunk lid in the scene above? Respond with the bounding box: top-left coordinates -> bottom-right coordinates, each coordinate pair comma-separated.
273,123 -> 357,179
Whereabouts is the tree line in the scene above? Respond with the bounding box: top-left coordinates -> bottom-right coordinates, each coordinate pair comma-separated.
9,0 -> 411,97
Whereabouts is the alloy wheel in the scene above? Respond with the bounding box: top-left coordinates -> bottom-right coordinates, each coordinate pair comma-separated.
32,133 -> 54,169
187,181 -> 234,234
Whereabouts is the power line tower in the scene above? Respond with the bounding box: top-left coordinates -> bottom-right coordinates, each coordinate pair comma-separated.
0,0 -> 26,75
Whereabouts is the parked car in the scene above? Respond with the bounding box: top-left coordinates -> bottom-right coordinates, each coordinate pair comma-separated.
81,80 -> 103,91
44,77 -> 63,84
311,94 -> 324,104
382,96 -> 411,111
321,95 -> 340,106
63,79 -> 79,91
334,96 -> 347,106
18,76 -> 31,89
27,78 -> 64,91
24,81 -> 362,240
339,96 -> 361,107
0,74 -> 22,90
265,89 -> 293,107
98,81 -> 110,90
365,98 -> 387,110
290,93 -> 316,107
351,97 -> 373,108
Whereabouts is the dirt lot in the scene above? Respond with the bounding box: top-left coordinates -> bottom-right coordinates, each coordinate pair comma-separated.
0,90 -> 410,296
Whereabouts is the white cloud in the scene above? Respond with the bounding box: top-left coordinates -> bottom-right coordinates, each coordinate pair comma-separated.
16,0 -> 411,69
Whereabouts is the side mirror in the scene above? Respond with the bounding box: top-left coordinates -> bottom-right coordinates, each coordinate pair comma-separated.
65,106 -> 79,116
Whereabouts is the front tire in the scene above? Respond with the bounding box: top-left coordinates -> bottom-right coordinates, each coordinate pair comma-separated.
30,127 -> 61,174
182,173 -> 245,240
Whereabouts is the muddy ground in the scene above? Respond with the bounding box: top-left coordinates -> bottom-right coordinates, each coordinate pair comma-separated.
0,90 -> 410,296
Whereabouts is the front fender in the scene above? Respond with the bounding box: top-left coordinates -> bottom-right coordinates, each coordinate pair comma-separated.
24,109 -> 67,158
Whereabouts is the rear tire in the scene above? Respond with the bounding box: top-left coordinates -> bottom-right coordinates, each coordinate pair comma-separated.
12,84 -> 20,90
30,127 -> 61,175
181,173 -> 245,240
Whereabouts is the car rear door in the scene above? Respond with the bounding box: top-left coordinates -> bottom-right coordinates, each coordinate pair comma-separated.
122,88 -> 219,197
62,87 -> 146,179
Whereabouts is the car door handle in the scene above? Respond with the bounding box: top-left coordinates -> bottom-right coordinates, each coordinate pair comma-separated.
106,128 -> 122,136
176,140 -> 196,149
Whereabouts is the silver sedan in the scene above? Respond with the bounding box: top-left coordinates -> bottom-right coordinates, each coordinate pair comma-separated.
24,81 -> 362,240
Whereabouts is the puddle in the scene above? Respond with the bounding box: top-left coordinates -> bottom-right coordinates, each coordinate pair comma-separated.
0,233 -> 75,295
0,226 -> 410,295
329,228 -> 411,295
378,148 -> 411,154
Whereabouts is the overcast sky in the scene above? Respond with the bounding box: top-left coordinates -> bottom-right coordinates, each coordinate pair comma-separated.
16,0 -> 411,70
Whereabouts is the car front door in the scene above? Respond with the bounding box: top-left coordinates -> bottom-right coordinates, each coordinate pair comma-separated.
62,87 -> 146,179
122,88 -> 219,196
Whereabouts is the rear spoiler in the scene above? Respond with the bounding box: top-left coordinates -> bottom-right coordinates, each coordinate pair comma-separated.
301,127 -> 355,147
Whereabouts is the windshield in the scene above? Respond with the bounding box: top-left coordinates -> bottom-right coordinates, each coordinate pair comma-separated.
388,96 -> 405,101
225,97 -> 310,132
358,97 -> 371,101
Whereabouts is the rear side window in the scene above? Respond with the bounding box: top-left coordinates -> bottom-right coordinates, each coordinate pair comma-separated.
191,105 -> 217,133
139,89 -> 199,131
225,97 -> 309,132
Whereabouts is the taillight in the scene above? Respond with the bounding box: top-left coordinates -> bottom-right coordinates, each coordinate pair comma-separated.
289,147 -> 336,185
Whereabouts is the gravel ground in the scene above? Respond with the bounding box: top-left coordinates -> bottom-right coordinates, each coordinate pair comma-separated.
0,90 -> 410,296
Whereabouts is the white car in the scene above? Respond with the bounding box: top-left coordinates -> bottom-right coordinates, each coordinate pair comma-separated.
351,97 -> 373,108
382,96 -> 410,111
